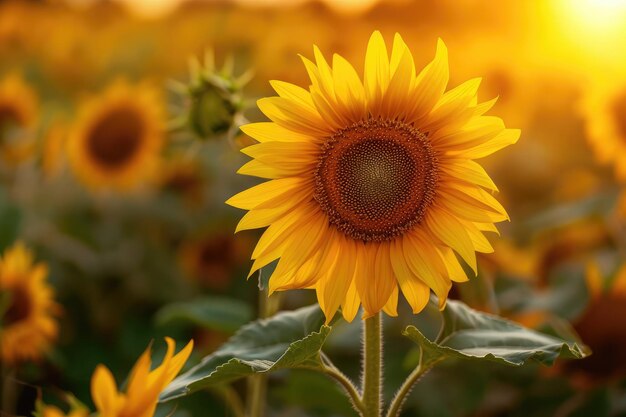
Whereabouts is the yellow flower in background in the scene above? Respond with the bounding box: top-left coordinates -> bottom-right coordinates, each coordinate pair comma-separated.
90,337 -> 193,417
0,242 -> 58,364
581,80 -> 626,181
228,31 -> 519,322
67,81 -> 165,191
0,73 -> 38,164
159,155 -> 205,205
179,230 -> 253,289
563,263 -> 626,385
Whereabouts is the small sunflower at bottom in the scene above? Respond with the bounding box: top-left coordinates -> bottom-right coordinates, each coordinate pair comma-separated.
67,80 -> 166,191
38,338 -> 193,417
227,31 -> 520,322
0,242 -> 59,365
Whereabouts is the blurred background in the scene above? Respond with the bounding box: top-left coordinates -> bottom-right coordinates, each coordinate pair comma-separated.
2,0 -> 626,415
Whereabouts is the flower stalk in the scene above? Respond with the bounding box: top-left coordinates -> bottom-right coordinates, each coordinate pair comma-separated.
362,312 -> 383,417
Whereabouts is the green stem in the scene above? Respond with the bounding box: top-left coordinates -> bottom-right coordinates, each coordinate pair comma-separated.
246,375 -> 267,417
385,358 -> 439,417
246,278 -> 280,417
321,354 -> 366,415
210,386 -> 246,417
361,312 -> 382,417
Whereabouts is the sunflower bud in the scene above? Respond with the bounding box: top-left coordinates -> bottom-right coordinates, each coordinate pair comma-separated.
175,51 -> 251,141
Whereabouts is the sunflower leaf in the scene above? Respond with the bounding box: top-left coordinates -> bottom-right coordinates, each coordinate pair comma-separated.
154,296 -> 253,333
160,304 -> 330,401
403,298 -> 589,368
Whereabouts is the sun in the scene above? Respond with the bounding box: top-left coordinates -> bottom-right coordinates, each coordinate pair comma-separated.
228,31 -> 519,322
67,80 -> 165,191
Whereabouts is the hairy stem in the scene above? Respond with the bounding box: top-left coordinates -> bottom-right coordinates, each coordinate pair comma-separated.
246,277 -> 280,417
385,355 -> 439,417
362,312 -> 383,417
321,353 -> 366,415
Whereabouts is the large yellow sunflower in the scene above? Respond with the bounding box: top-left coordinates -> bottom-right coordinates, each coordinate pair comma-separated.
227,32 -> 519,322
67,81 -> 165,191
0,242 -> 58,364
580,80 -> 626,181
0,73 -> 38,164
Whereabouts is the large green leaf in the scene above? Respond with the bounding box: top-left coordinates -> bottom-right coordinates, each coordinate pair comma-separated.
404,298 -> 589,368
155,296 -> 253,333
160,304 -> 330,401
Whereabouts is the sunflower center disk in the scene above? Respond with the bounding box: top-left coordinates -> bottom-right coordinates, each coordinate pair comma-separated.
315,119 -> 438,242
87,107 -> 144,168
2,286 -> 32,326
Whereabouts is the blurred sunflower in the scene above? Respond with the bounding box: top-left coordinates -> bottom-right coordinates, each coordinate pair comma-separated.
159,155 -> 205,205
0,242 -> 58,364
0,73 -> 38,164
67,81 -> 165,191
581,81 -> 626,181
564,263 -> 626,385
90,337 -> 192,417
228,31 -> 519,322
179,231 -> 252,289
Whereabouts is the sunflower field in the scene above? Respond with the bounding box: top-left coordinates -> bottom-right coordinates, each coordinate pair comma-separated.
2,0 -> 626,416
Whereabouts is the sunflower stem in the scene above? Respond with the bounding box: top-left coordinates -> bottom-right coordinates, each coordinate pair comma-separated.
321,353 -> 366,415
361,312 -> 383,417
385,355 -> 437,417
246,283 -> 280,417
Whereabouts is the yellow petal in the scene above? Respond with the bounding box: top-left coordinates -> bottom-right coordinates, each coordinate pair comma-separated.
341,277 -> 361,322
91,365 -> 123,417
240,122 -> 317,143
226,177 -> 308,210
316,233 -> 357,323
425,208 -> 477,274
390,239 -> 431,313
406,38 -> 448,121
364,30 -> 390,116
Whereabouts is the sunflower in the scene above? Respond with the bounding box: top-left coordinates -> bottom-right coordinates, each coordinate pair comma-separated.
0,242 -> 58,364
564,263 -> 626,385
67,81 -> 165,191
90,338 -> 193,417
580,80 -> 626,181
0,73 -> 38,164
227,31 -> 519,322
179,230 -> 253,289
159,155 -> 205,205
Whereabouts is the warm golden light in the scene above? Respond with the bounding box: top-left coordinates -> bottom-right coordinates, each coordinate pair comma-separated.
558,0 -> 626,33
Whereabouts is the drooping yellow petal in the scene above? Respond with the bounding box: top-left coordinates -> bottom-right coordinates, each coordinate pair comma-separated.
390,239 -> 431,313
425,208 -> 478,274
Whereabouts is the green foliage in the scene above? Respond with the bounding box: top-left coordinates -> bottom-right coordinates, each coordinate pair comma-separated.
404,298 -> 590,368
160,304 -> 330,401
155,296 -> 253,333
